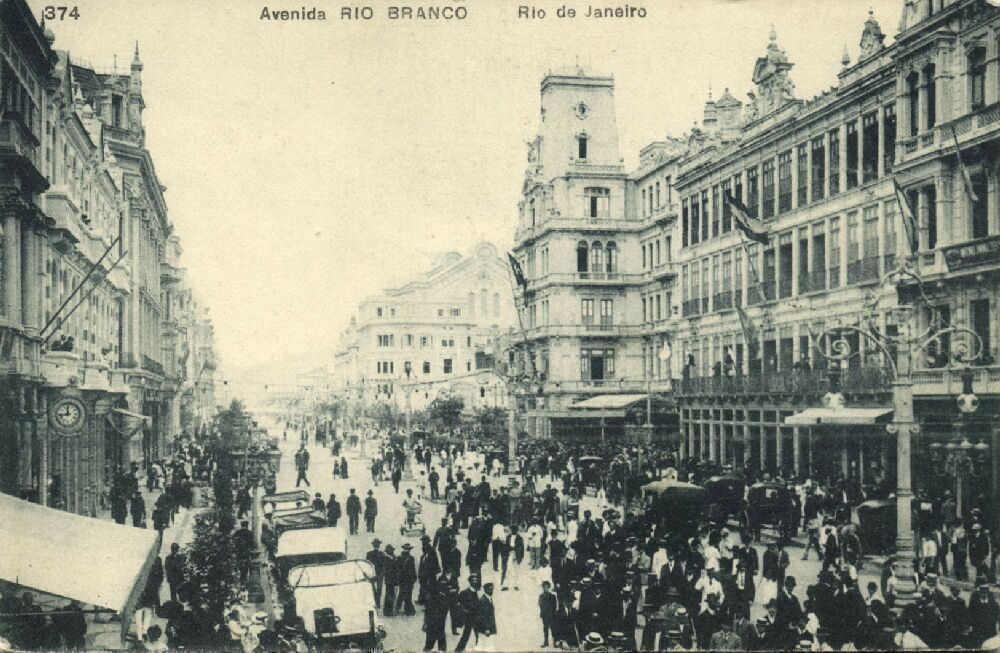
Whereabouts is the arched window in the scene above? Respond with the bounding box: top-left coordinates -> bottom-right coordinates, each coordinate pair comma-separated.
576,241 -> 589,273
605,242 -> 618,273
590,241 -> 604,276
480,289 -> 488,317
906,71 -> 920,137
493,293 -> 501,318
529,199 -> 536,227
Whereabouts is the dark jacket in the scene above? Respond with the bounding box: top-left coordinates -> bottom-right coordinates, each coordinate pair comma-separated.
364,496 -> 378,516
418,547 -> 441,582
398,551 -> 417,584
539,590 -> 557,620
346,494 -> 362,516
478,595 -> 497,635
165,552 -> 186,585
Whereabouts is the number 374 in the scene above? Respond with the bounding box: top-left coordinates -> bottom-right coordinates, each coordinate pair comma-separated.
43,6 -> 80,20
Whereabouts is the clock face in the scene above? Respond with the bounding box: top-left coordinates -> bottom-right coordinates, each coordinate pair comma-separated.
51,397 -> 86,431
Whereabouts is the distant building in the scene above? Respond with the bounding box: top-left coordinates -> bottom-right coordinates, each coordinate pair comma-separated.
333,242 -> 515,425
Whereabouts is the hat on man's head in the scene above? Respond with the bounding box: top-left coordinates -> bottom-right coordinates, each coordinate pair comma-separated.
584,633 -> 604,646
371,538 -> 382,547
401,543 -> 413,551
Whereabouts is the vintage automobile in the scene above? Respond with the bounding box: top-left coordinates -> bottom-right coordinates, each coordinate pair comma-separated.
271,507 -> 329,536
275,527 -> 348,577
747,482 -> 795,536
578,455 -> 604,497
639,479 -> 707,543
262,490 -> 311,514
703,474 -> 746,523
281,559 -> 385,651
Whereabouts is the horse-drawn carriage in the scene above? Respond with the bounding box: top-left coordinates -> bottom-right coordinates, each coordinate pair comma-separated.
747,482 -> 796,539
638,479 -> 707,545
702,473 -> 746,524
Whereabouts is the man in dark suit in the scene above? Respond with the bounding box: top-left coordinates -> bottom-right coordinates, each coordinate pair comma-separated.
725,560 -> 755,621
418,536 -> 441,605
366,539 -> 387,605
538,580 -> 557,647
422,576 -> 448,652
455,575 -> 481,652
345,488 -> 362,535
364,490 -> 378,532
395,543 -> 418,616
382,544 -> 399,615
477,582 -> 498,649
773,576 -> 803,643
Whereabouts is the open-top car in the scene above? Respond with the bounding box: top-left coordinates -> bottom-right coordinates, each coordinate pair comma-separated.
275,527 -> 348,576
280,559 -> 385,651
262,490 -> 311,514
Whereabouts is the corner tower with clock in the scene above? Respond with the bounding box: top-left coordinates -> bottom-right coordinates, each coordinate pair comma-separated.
512,67 -> 641,443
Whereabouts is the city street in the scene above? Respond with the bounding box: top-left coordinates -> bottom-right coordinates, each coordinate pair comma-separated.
264,426 -> 885,651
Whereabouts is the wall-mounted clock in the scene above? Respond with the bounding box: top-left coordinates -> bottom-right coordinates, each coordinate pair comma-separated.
50,396 -> 86,433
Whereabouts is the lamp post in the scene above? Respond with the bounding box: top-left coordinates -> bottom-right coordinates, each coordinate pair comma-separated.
810,261 -> 984,608
404,362 -> 413,435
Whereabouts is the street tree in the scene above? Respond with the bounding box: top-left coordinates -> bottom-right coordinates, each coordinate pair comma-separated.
427,394 -> 465,433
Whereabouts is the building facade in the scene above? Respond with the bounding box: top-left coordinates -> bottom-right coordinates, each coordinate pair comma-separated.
0,1 -> 218,516
333,242 -> 514,424
515,0 -> 1000,510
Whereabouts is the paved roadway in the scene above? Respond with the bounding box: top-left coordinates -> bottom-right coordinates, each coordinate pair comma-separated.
264,426 -> 882,651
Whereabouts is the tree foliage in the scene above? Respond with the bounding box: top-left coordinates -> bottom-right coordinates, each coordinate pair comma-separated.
427,394 -> 465,433
370,402 -> 402,431
473,406 -> 508,444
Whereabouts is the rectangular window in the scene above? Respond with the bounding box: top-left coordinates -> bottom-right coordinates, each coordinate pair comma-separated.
721,179 -> 732,232
642,243 -> 647,269
971,49 -> 987,111
641,189 -> 647,216
846,122 -> 859,189
883,105 -> 896,174
690,262 -> 700,314
701,190 -> 709,241
762,247 -> 776,301
690,195 -> 700,245
655,295 -> 662,320
665,236 -> 672,262
971,298 -> 992,363
701,259 -> 710,313
829,217 -> 841,289
711,185 -> 720,237
734,249 -> 743,308
600,299 -> 613,326
862,112 -> 879,183
828,129 -> 840,195
797,227 -> 810,293
927,186 -> 938,250
682,200 -> 689,247
585,187 -> 610,218
907,73 -> 920,137
778,233 -> 793,298
443,359 -> 453,374
581,298 -> 594,325
655,181 -> 661,207
883,200 -> 897,271
778,151 -> 792,214
972,173 -> 990,240
926,65 -> 937,130
747,167 -> 759,216
812,137 -> 826,201
450,308 -> 461,317
846,211 -> 861,282
580,348 -> 615,381
642,297 -> 647,323
578,135 -> 588,159
796,144 -> 808,206
862,205 -> 880,280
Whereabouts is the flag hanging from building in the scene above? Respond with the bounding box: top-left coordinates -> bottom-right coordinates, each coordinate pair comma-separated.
735,304 -> 759,359
723,191 -> 769,246
892,178 -> 919,254
507,252 -> 527,293
949,124 -> 979,204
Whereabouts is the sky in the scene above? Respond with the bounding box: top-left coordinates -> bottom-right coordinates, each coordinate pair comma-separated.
27,0 -> 903,375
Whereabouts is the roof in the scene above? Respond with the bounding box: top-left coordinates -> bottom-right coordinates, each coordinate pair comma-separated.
569,394 -> 647,410
277,527 -> 348,560
784,407 -> 893,426
288,560 -> 376,588
0,493 -> 158,615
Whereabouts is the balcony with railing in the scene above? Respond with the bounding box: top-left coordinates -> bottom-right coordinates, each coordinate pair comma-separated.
713,291 -> 733,312
847,256 -> 881,284
682,299 -> 701,317
676,365 -> 892,398
0,113 -> 45,192
912,364 -> 1000,397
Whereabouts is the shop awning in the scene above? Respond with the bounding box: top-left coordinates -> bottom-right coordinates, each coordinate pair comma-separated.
0,494 -> 159,624
569,394 -> 647,410
784,407 -> 893,426
107,408 -> 151,438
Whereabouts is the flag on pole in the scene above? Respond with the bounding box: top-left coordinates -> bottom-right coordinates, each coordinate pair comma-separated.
892,178 -> 919,254
724,191 -> 769,246
735,304 -> 759,359
949,124 -> 979,204
507,252 -> 527,293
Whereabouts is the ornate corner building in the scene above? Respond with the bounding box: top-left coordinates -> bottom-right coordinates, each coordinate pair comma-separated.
513,0 -> 1000,506
0,0 -> 218,516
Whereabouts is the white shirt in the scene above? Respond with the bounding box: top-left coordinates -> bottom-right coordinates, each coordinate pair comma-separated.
527,524 -> 543,548
703,545 -> 721,571
492,523 -> 506,541
651,548 -> 669,575
695,576 -> 724,604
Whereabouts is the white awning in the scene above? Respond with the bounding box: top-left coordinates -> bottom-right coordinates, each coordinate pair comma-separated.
0,493 -> 159,617
569,394 -> 647,410
784,407 -> 893,426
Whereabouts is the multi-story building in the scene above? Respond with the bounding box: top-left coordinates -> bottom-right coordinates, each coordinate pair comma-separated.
512,68 -> 675,442
0,1 -> 217,515
516,0 -> 1000,512
333,242 -> 514,422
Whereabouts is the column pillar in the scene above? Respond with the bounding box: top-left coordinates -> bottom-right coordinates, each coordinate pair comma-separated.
917,186 -> 931,252
918,69 -> 929,133
759,424 -> 766,471
792,427 -> 801,476
791,145 -> 800,211
700,421 -> 707,461
840,432 -> 850,477
708,422 -> 717,463
889,306 -> 919,605
688,419 -> 696,460
679,413 -> 687,462
839,122 -> 848,193
791,235 -> 800,297
20,227 -> 40,333
719,423 -> 727,466
823,130 -> 832,198
3,215 -> 20,323
935,174 -> 952,249
776,425 -> 784,472
743,423 -> 751,466
877,104 -> 886,179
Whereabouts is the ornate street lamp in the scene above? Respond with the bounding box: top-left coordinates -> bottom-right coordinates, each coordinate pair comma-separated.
810,260 -> 985,607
